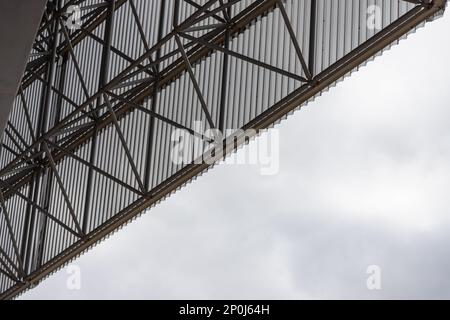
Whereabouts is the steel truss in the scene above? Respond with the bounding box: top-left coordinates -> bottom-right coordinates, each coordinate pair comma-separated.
0,0 -> 446,299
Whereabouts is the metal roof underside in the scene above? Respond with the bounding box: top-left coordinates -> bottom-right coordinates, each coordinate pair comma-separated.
0,0 -> 447,299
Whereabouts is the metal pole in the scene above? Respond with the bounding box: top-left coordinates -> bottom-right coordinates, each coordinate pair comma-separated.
82,0 -> 116,234
144,0 -> 166,192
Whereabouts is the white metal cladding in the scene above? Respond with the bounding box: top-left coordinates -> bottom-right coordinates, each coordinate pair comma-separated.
0,0 -> 445,297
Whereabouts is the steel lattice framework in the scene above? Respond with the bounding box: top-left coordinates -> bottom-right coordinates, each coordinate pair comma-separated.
0,0 -> 446,299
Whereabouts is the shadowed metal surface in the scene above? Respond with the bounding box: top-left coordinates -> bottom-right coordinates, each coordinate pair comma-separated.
0,0 -> 48,139
0,0 -> 446,299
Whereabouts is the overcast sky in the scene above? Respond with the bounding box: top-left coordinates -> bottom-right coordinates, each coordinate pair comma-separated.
20,10 -> 450,300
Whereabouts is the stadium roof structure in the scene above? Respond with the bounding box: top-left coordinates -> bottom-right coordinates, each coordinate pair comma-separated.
0,0 -> 447,299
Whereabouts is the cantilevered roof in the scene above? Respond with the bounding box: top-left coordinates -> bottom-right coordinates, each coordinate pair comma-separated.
0,0 -> 447,299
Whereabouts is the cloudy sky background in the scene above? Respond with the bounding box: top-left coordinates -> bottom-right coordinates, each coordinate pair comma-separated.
20,10 -> 450,300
